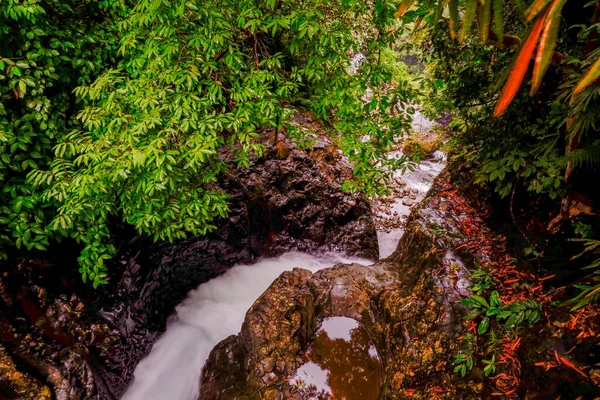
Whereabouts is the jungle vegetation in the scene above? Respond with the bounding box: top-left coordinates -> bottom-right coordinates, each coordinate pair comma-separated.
1,0 -> 599,303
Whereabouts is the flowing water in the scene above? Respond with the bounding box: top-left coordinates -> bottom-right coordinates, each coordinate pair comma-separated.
122,130 -> 445,400
121,252 -> 370,400
376,150 -> 446,258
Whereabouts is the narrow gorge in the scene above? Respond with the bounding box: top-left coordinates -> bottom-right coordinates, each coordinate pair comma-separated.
2,1 -> 600,399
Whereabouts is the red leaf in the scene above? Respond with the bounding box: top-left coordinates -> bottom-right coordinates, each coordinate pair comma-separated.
494,13 -> 547,116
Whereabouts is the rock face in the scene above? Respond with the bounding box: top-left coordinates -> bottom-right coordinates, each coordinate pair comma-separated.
0,114 -> 379,400
120,114 -> 378,332
200,168 -> 600,399
200,171 -> 479,399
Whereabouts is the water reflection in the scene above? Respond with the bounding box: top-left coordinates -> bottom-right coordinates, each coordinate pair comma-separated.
291,317 -> 382,400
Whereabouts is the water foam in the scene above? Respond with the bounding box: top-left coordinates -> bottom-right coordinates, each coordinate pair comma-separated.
121,252 -> 369,400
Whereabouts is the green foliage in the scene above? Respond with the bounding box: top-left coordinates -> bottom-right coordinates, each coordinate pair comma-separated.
287,121 -> 318,150
563,274 -> 600,310
563,239 -> 600,310
565,141 -> 600,170
455,273 -> 542,378
482,354 -> 497,377
462,291 -> 542,332
572,221 -> 594,239
470,266 -> 497,295
418,2 -> 600,202
453,333 -> 475,377
0,0 -> 124,284
428,221 -> 457,238
2,0 -> 417,284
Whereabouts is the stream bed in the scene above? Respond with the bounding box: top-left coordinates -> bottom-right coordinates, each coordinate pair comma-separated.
122,147 -> 445,400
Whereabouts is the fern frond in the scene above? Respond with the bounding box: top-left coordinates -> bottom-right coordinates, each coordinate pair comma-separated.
571,238 -> 600,259
562,274 -> 600,310
564,239 -> 600,310
565,142 -> 600,169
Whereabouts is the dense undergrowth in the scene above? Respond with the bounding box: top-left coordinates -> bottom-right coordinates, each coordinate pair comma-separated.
401,0 -> 600,390
411,0 -> 600,325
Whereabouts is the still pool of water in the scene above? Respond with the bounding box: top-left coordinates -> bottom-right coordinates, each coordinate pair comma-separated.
291,317 -> 382,400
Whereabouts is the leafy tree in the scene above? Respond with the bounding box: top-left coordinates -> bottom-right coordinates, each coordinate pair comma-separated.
400,0 -> 600,310
0,0 -> 124,282
401,0 -> 600,205
3,0 -> 417,285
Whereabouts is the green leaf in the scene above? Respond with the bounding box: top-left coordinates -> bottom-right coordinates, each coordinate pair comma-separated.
574,57 -> 600,95
460,0 -> 478,41
531,0 -> 563,94
492,0 -> 503,44
449,0 -> 459,39
477,316 -> 490,334
486,307 -> 502,316
471,294 -> 490,308
489,291 -> 502,307
18,80 -> 27,95
478,0 -> 493,43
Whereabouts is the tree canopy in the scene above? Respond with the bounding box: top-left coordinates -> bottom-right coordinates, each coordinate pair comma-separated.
1,0 -> 599,289
1,0 -> 418,286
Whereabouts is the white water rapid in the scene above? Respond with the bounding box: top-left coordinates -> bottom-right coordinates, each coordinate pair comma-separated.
121,252 -> 370,400
376,150 -> 446,258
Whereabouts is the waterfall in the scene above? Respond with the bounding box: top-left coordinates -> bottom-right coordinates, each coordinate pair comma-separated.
122,122 -> 446,400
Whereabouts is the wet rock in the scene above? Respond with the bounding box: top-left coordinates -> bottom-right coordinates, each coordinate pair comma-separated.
401,125 -> 446,161
0,344 -> 51,400
0,259 -> 118,399
201,168 -> 598,399
199,186 -> 479,399
0,112 -> 379,399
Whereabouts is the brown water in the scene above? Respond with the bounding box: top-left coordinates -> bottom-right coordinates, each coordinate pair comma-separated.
291,317 -> 382,400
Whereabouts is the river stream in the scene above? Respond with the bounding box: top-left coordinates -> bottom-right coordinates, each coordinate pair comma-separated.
122,128 -> 445,400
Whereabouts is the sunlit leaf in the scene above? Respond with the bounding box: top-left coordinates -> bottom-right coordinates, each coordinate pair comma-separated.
414,15 -> 425,30
573,57 -> 600,95
531,0 -> 563,94
396,0 -> 416,17
547,0 -> 568,19
478,0 -> 493,43
433,0 -> 446,25
524,0 -> 552,21
460,0 -> 479,40
494,12 -> 547,116
449,0 -> 459,38
493,0 -> 504,44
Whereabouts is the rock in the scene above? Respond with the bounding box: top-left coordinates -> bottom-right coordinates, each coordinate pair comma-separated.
200,254 -> 474,399
199,171 -> 480,399
0,344 -> 51,400
0,111 -> 379,399
401,125 -> 446,161
200,168 -> 599,399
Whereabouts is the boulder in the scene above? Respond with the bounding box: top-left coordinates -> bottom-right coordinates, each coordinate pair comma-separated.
200,170 -> 481,399
200,168 -> 600,399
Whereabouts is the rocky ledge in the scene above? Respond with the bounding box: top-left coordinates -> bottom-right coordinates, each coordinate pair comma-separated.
0,112 -> 379,400
200,168 -> 599,399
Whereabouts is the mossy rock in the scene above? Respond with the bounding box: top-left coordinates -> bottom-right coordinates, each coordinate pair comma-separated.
402,125 -> 446,160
